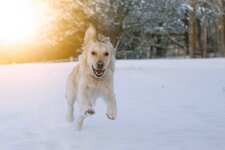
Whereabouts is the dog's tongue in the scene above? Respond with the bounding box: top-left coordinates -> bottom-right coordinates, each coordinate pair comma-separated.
96,70 -> 103,75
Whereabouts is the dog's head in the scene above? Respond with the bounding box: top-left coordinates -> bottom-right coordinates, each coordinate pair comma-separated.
79,24 -> 115,78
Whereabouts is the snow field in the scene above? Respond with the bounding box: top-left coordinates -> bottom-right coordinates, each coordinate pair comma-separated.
0,59 -> 225,150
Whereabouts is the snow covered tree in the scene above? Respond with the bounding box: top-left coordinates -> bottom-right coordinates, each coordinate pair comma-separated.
79,0 -> 225,58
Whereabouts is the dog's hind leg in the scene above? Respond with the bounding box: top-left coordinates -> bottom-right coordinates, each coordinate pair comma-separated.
76,114 -> 85,130
76,108 -> 86,130
76,106 -> 95,130
66,95 -> 76,123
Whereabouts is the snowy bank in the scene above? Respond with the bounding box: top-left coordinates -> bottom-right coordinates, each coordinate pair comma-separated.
0,59 -> 225,150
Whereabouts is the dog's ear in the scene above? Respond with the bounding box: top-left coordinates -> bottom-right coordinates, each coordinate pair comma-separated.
83,23 -> 96,46
98,34 -> 116,55
98,34 -> 110,43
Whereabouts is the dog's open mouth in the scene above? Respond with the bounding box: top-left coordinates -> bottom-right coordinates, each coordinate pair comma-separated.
92,65 -> 105,78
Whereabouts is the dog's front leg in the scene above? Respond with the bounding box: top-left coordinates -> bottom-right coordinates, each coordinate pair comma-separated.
76,93 -> 95,130
78,93 -> 95,116
78,86 -> 95,114
104,93 -> 117,120
102,84 -> 117,120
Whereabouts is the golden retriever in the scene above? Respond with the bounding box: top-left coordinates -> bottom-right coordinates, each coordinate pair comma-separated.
65,24 -> 117,130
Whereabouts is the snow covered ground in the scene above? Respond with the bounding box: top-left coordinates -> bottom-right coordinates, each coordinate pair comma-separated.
0,59 -> 225,150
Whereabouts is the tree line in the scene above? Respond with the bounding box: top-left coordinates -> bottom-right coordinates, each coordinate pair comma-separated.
0,0 -> 224,64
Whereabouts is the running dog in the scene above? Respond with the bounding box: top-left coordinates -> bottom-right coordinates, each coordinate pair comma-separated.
65,24 -> 117,130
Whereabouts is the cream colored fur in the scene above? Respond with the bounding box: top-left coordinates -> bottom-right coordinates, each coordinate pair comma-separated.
65,24 -> 117,130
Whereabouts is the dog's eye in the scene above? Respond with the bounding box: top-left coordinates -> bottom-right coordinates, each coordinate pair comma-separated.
91,51 -> 97,55
104,52 -> 109,56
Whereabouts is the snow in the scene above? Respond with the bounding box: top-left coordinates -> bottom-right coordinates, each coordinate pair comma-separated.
0,59 -> 225,150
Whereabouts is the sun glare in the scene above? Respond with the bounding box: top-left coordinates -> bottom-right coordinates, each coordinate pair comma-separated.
0,0 -> 40,44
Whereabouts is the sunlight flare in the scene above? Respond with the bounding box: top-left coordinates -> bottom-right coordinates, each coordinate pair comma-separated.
0,0 -> 40,43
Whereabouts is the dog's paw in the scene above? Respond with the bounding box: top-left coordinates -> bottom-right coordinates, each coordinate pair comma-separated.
106,111 -> 117,120
84,109 -> 95,116
106,113 -> 115,120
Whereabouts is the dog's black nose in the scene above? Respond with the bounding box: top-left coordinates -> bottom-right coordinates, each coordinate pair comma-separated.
96,61 -> 104,69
